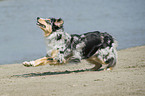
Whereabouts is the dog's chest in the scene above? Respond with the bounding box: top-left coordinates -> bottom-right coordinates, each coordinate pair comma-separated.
44,32 -> 71,51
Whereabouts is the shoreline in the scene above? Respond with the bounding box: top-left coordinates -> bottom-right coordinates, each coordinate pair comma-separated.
1,45 -> 144,66
0,45 -> 145,96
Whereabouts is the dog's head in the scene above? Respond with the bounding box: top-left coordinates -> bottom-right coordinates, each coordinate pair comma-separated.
37,17 -> 64,37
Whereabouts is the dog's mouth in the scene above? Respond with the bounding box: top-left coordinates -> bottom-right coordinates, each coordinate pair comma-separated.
36,17 -> 46,28
37,21 -> 46,28
36,22 -> 46,28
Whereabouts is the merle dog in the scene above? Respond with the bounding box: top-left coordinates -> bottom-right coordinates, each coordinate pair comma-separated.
23,17 -> 117,71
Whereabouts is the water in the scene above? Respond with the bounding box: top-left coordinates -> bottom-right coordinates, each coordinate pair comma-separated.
0,0 -> 145,64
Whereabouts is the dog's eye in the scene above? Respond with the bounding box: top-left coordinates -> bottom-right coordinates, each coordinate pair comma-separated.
45,20 -> 51,24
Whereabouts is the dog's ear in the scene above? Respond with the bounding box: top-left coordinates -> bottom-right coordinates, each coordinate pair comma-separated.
54,18 -> 64,27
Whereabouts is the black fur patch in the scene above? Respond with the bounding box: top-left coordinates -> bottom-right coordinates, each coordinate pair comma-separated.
47,58 -> 53,60
81,31 -> 103,58
56,34 -> 62,40
69,34 -> 81,49
50,18 -> 64,32
100,32 -> 114,48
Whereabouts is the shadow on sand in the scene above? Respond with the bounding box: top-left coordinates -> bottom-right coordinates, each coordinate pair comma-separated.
12,68 -> 103,78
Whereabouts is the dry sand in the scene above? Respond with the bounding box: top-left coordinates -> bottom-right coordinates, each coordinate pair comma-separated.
0,46 -> 145,96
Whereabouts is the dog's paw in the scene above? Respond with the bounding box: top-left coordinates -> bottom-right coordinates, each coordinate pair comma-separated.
23,61 -> 35,67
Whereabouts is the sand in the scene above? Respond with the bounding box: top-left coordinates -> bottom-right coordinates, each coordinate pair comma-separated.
0,46 -> 145,96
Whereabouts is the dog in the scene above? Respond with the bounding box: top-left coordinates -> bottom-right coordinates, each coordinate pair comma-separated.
23,17 -> 117,71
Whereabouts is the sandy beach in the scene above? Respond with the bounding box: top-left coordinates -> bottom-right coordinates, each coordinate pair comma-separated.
0,46 -> 145,96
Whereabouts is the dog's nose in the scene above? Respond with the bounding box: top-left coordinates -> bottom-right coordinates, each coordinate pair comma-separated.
37,17 -> 40,20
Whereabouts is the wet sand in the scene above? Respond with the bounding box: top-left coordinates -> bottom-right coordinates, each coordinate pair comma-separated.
0,46 -> 145,96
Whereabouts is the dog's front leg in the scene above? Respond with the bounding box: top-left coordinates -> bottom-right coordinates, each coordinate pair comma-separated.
23,57 -> 50,67
23,50 -> 67,67
23,57 -> 65,67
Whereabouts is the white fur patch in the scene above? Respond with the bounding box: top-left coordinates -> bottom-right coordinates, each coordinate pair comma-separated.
72,42 -> 85,60
44,32 -> 71,62
95,42 -> 117,63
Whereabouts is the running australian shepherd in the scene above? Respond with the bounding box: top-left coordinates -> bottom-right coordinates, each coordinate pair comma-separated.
23,17 -> 117,71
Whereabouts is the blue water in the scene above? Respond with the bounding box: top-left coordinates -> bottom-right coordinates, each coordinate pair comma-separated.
0,0 -> 145,64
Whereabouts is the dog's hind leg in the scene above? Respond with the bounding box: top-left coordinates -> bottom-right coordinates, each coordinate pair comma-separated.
86,56 -> 104,71
90,62 -> 102,71
104,57 -> 117,70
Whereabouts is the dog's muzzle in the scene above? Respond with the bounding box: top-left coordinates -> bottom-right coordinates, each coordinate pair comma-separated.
36,17 -> 46,28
